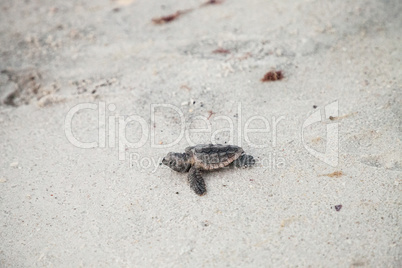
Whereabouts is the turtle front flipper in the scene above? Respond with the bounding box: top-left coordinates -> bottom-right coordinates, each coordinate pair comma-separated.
188,166 -> 206,196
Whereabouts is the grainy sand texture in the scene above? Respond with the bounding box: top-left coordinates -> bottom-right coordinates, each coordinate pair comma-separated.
0,0 -> 401,267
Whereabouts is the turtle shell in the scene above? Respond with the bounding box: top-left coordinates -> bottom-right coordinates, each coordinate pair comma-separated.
185,144 -> 244,170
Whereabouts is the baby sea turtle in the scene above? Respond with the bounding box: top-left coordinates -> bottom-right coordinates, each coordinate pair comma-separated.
162,144 -> 255,196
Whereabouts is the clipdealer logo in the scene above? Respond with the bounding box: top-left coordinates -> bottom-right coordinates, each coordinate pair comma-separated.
64,102 -> 285,158
64,101 -> 339,170
302,100 -> 339,167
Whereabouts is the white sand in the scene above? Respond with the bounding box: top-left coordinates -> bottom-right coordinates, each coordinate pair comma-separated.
0,0 -> 401,266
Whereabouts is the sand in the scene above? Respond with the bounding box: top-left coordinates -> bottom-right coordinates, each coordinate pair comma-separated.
0,0 -> 401,266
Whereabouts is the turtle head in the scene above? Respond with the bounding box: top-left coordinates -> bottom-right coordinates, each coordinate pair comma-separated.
162,152 -> 191,172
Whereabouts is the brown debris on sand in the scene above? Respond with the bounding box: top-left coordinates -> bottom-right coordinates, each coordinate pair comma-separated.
152,9 -> 192,24
261,70 -> 284,82
201,0 -> 225,6
207,110 -> 215,120
153,0 -> 224,24
320,171 -> 343,178
212,48 -> 230,54
334,205 -> 342,211
329,112 -> 358,121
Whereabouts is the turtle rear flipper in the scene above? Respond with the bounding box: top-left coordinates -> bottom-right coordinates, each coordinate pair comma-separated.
188,166 -> 206,196
230,154 -> 255,168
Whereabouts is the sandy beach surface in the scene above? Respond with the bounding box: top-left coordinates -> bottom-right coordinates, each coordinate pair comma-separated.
0,0 -> 401,267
